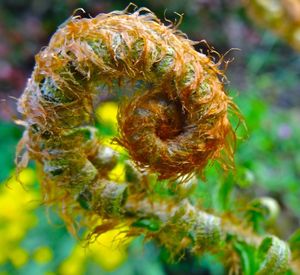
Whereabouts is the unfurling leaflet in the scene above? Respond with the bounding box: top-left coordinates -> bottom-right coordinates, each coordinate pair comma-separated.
15,7 -> 292,274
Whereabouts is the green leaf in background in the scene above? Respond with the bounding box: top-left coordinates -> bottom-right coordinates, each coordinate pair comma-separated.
214,174 -> 234,213
0,121 -> 22,182
132,218 -> 162,232
289,229 -> 300,257
233,240 -> 256,275
245,197 -> 280,234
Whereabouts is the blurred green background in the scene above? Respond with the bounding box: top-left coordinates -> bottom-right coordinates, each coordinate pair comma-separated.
0,0 -> 299,274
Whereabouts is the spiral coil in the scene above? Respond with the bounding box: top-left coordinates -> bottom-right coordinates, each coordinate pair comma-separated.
15,7 -> 291,274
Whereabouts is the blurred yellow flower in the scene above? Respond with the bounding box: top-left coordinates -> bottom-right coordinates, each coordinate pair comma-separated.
33,246 -> 53,264
108,162 -> 126,183
96,101 -> 118,132
0,168 -> 39,266
59,245 -> 86,275
96,101 -> 127,155
9,248 -> 29,267
90,227 -> 130,271
60,227 -> 130,274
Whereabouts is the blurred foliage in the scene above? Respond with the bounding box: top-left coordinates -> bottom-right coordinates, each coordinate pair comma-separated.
0,122 -> 22,182
245,0 -> 300,52
0,0 -> 300,274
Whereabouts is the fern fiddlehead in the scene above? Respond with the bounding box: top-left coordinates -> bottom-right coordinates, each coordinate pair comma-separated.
16,7 -> 293,274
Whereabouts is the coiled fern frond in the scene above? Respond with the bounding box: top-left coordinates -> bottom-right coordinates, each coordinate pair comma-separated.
15,6 -> 296,274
